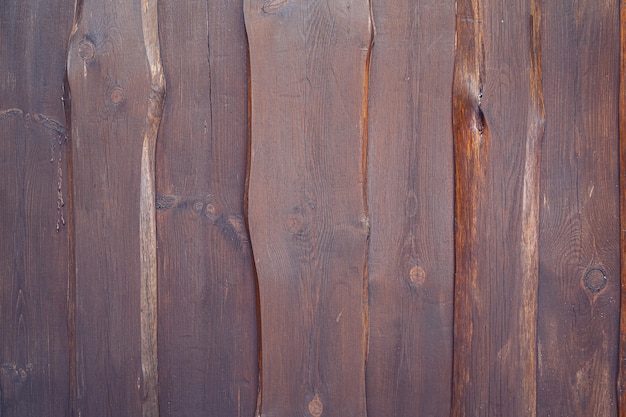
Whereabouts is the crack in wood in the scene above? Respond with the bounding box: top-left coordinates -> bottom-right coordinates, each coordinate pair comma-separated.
139,0 -> 165,415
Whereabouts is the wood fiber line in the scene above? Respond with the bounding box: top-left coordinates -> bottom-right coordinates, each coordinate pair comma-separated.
67,0 -> 155,414
519,0 -> 544,410
0,1 -> 74,416
139,0 -> 165,416
155,0 -> 258,415
451,0 -> 487,412
365,1 -> 455,416
537,1 -> 620,415
452,0 -> 543,414
244,0 -> 373,415
620,1 -> 626,414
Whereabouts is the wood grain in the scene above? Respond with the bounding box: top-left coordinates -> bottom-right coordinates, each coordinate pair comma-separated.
538,1 -> 620,416
66,0 -> 160,414
155,0 -> 259,415
245,0 -> 372,415
617,1 -> 626,417
451,0 -> 544,414
0,1 -> 73,416
139,0 -> 165,415
365,1 -> 455,416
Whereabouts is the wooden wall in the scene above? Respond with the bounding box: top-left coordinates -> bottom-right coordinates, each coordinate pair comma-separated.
0,0 -> 622,416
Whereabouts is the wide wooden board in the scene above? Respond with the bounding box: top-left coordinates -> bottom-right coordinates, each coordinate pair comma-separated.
0,2 -> 73,416
155,0 -> 258,415
365,1 -> 455,416
538,2 -> 620,415
452,0 -> 544,414
66,0 -> 164,415
245,0 -> 372,415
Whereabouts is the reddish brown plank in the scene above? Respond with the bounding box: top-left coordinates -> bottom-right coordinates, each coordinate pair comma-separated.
365,1 -> 455,416
617,1 -> 626,417
245,0 -> 372,415
0,2 -> 73,416
66,0 -> 164,415
451,0 -> 544,414
155,0 -> 258,415
538,2 -> 620,416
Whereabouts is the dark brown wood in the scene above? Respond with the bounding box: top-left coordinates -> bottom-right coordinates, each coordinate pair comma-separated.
617,1 -> 626,417
365,1 -> 455,416
451,0 -> 544,415
66,0 -> 163,415
538,1 -> 621,416
155,0 -> 259,415
245,0 -> 372,415
0,2 -> 73,416
2,2 -> 626,415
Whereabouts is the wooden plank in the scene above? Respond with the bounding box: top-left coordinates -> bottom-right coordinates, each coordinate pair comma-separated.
537,2 -> 620,416
451,0 -> 544,414
155,0 -> 258,415
617,1 -> 626,417
244,0 -> 372,415
0,2 -> 73,416
365,1 -> 455,416
66,0 -> 164,415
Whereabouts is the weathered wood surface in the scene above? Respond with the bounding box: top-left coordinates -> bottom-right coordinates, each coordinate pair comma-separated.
538,2 -> 620,416
0,1 -> 73,416
66,0 -> 164,415
155,0 -> 258,415
620,1 -> 626,414
1,1 -> 625,416
451,0 -> 544,415
245,0 -> 372,415
365,1 -> 455,416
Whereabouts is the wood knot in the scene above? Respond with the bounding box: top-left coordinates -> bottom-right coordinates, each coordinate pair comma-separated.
286,205 -> 305,233
308,395 -> 323,417
409,265 -> 426,285
262,0 -> 290,14
78,39 -> 95,60
109,87 -> 126,104
583,268 -> 607,294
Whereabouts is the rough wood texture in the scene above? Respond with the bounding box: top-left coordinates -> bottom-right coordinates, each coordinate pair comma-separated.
155,0 -> 259,415
451,0 -> 544,414
365,1 -> 455,416
0,2 -> 73,416
538,1 -> 620,416
66,0 -> 161,414
139,0 -> 165,416
617,1 -> 626,417
245,0 -> 372,415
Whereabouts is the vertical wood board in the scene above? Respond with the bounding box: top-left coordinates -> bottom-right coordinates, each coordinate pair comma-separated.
245,0 -> 372,415
0,2 -> 73,416
537,2 -> 620,415
66,0 -> 164,414
451,0 -> 544,414
156,0 -> 258,415
365,1 -> 455,416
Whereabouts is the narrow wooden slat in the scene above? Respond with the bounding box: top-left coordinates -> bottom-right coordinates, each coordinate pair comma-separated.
537,1 -> 620,416
244,0 -> 372,415
0,2 -> 73,416
155,0 -> 259,415
365,1 -> 455,415
66,0 -> 163,414
620,1 -> 626,414
451,0 -> 544,414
